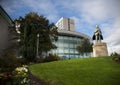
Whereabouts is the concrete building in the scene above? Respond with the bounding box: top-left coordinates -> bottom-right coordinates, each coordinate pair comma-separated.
56,17 -> 75,31
50,17 -> 91,59
0,6 -> 13,56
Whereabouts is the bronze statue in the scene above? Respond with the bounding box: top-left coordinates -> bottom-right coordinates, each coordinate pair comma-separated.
92,25 -> 103,43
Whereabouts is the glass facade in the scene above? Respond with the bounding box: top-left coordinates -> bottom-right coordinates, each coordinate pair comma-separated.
50,34 -> 90,59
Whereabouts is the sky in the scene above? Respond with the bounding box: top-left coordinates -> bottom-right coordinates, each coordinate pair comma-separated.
0,0 -> 120,55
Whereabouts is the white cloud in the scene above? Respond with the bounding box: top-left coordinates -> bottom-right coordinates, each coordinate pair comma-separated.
0,0 -> 60,22
104,18 -> 120,45
81,1 -> 109,20
0,0 -> 23,13
22,0 -> 59,22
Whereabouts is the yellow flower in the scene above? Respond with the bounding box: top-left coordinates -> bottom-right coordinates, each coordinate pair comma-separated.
22,65 -> 28,68
17,71 -> 21,75
0,73 -> 4,76
0,73 -> 4,77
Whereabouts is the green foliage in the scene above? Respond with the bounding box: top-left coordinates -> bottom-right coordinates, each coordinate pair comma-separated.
17,58 -> 28,65
77,38 -> 93,55
34,54 -> 60,63
111,52 -> 120,56
44,54 -> 60,62
30,57 -> 120,85
34,56 -> 45,63
16,12 -> 58,62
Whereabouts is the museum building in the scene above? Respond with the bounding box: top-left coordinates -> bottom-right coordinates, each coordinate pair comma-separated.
50,17 -> 91,59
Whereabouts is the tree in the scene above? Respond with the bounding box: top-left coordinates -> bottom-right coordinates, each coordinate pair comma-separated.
77,38 -> 93,56
15,12 -> 58,62
111,52 -> 120,56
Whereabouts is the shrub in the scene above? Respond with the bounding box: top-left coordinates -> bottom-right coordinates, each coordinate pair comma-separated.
12,65 -> 30,85
17,58 -> 28,65
111,52 -> 120,56
0,51 -> 18,72
0,71 -> 13,85
0,65 -> 30,85
44,54 -> 60,62
112,56 -> 120,62
34,56 -> 45,63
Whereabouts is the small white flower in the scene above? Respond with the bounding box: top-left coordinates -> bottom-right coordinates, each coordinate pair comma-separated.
23,68 -> 28,72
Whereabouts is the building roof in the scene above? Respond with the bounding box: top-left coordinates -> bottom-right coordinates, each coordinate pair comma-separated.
58,30 -> 90,39
0,5 -> 13,25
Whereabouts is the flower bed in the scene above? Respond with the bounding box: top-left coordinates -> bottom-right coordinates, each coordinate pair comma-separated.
0,65 -> 29,85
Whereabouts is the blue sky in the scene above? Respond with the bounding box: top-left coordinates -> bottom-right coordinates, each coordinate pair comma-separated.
0,0 -> 120,54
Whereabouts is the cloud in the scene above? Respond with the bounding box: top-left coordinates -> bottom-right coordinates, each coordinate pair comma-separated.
104,18 -> 120,44
0,0 -> 33,19
21,0 -> 60,22
0,0 -> 19,14
0,0 -> 60,22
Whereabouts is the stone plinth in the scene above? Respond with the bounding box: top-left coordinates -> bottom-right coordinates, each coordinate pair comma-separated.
93,42 -> 108,57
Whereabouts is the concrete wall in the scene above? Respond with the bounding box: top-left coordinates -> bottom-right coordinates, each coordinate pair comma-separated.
56,17 -> 75,31
0,15 -> 10,56
93,42 -> 108,57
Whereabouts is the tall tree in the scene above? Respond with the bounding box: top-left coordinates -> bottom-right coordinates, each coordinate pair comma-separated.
15,12 -> 58,61
77,38 -> 93,56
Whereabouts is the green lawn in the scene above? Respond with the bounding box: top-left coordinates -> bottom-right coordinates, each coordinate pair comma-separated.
30,57 -> 120,85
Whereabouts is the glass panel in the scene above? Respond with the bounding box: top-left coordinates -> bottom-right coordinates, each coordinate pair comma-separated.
59,43 -> 64,47
69,37 -> 73,40
64,43 -> 69,48
70,49 -> 75,53
64,49 -> 69,53
59,49 -> 64,53
75,50 -> 79,53
69,44 -> 74,48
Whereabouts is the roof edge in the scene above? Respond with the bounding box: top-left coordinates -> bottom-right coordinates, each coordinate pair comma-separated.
0,5 -> 13,25
58,30 -> 91,39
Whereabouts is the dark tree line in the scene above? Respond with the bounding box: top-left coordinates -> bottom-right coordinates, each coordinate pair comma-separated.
15,12 -> 58,62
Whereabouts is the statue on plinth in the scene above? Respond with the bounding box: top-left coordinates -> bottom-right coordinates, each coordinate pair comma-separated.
92,25 -> 108,57
92,25 -> 103,43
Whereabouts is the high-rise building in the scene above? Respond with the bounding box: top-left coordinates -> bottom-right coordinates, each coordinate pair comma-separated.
56,17 -> 75,31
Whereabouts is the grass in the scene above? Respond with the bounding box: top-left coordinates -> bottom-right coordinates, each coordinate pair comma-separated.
30,57 -> 120,85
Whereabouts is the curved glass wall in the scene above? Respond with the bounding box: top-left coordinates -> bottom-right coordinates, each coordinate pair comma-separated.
50,35 -> 90,59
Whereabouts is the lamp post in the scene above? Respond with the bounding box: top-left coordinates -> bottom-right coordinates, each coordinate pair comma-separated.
36,33 -> 39,58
